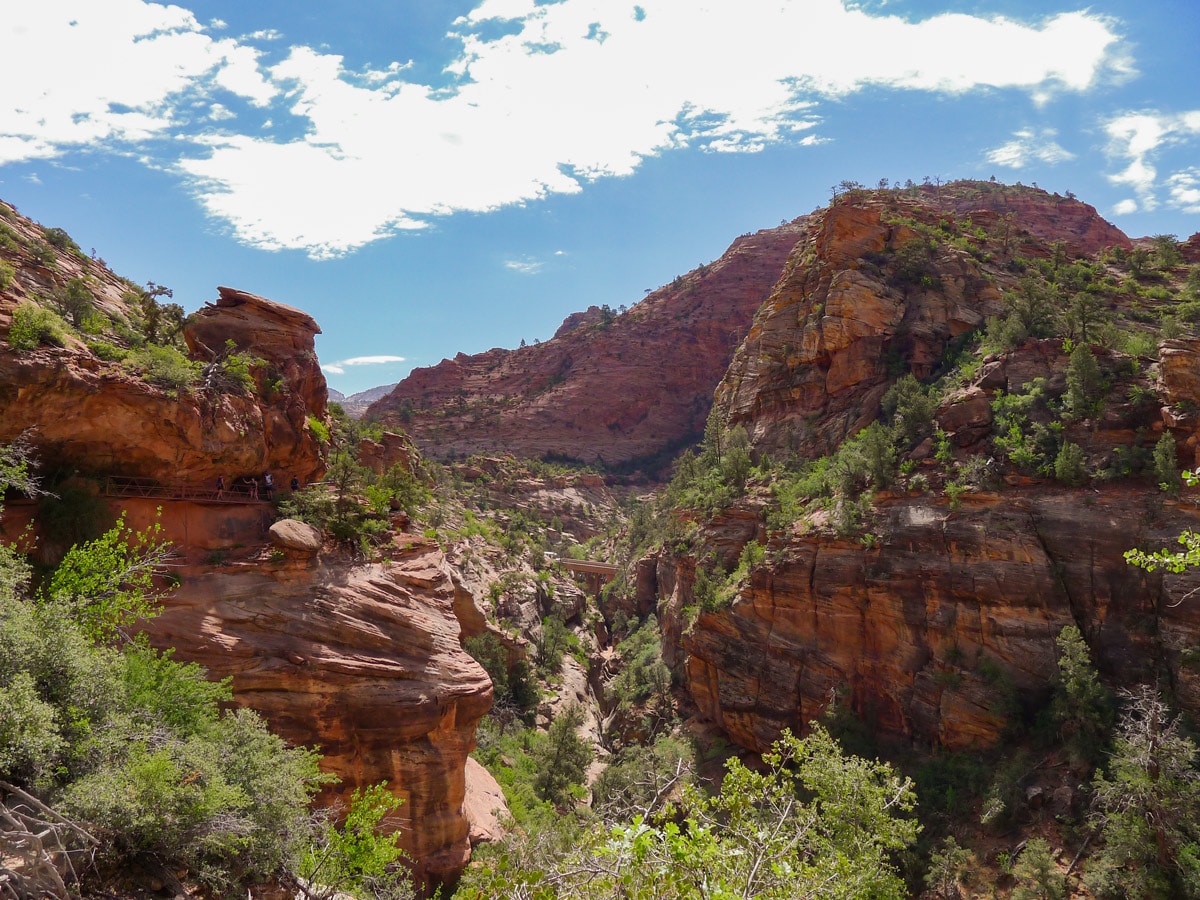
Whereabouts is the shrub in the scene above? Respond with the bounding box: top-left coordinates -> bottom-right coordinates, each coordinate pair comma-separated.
53,278 -> 95,328
1065,344 -> 1104,420
7,302 -> 68,350
1054,441 -> 1088,486
1155,432 -> 1181,496
124,344 -> 201,393
42,226 -> 81,255
0,260 -> 15,289
300,784 -> 413,900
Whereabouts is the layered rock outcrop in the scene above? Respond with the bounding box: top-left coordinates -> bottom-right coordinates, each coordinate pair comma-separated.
713,182 -> 1130,459
652,488 -> 1200,753
654,182 -> 1200,753
370,223 -> 808,470
140,534 -> 493,884
0,281 -> 325,487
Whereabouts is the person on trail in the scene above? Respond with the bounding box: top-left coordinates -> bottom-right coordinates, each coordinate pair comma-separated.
216,475 -> 225,499
290,475 -> 300,493
249,476 -> 259,500
263,471 -> 274,500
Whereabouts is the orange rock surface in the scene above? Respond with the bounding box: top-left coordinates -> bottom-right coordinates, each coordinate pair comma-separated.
139,536 -> 493,884
370,223 -> 808,468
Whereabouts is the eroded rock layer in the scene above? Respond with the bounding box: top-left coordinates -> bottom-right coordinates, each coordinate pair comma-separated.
139,536 -> 493,884
651,489 -> 1200,753
370,223 -> 808,468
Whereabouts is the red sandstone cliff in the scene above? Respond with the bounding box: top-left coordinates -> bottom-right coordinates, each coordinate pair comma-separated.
649,182 -> 1200,753
0,275 -> 326,487
369,223 -> 808,470
138,531 -> 492,884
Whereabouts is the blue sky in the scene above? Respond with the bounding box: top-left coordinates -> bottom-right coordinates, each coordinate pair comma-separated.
1,0 -> 1198,394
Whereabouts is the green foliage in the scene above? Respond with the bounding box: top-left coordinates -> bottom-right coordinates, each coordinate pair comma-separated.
0,470 -> 329,892
1050,625 -> 1113,769
1053,440 -> 1089,486
535,614 -> 572,678
48,514 -> 173,644
464,631 -> 538,717
124,343 -> 202,392
1155,433 -> 1181,496
607,616 -> 673,725
985,276 -> 1062,350
307,414 -> 332,444
53,277 -> 95,328
42,226 -> 81,256
992,379 -> 1063,476
0,259 -> 14,289
532,705 -> 592,807
1065,344 -> 1104,420
1125,472 -> 1200,573
458,725 -> 919,899
882,374 -> 939,446
8,301 -> 68,350
591,735 -> 694,818
1088,687 -> 1200,898
301,784 -> 413,900
1011,838 -> 1066,900
924,835 -> 976,899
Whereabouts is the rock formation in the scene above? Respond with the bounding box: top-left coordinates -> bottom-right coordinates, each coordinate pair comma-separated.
0,275 -> 326,487
650,487 -> 1200,753
369,223 -> 808,470
647,182 -> 1200,753
139,533 -> 493,884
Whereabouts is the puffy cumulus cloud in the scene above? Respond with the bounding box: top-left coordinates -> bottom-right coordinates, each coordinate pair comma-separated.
985,128 -> 1075,168
0,0 -> 276,165
176,0 -> 1122,257
321,354 -> 407,375
1104,110 -> 1200,214
1167,170 -> 1200,215
5,1 -> 1124,256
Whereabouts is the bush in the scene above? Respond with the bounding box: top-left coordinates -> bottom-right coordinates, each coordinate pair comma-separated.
7,302 -> 68,350
0,260 -> 14,289
42,226 -> 81,255
1155,432 -> 1181,496
124,344 -> 201,393
53,278 -> 95,328
1054,441 -> 1088,486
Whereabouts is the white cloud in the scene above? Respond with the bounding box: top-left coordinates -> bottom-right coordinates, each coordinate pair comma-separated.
985,128 -> 1075,168
321,355 -> 406,375
1112,198 -> 1139,215
505,257 -> 545,274
1,1 -> 1125,256
1104,110 -> 1200,213
1167,170 -> 1200,214
0,1 -> 278,165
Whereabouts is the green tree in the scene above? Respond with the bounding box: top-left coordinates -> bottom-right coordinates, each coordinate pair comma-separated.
1155,433 -> 1181,497
1065,343 -> 1104,421
300,784 -> 413,900
458,725 -> 919,899
1012,838 -> 1066,900
1054,441 -> 1088,486
1088,687 -> 1200,898
924,835 -> 976,898
532,704 -> 592,807
1051,625 -> 1113,769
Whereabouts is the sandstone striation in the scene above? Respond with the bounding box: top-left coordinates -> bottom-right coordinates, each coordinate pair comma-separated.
713,183 -> 1132,460
0,280 -> 325,487
139,535 -> 493,884
370,223 -> 808,470
651,488 -> 1200,753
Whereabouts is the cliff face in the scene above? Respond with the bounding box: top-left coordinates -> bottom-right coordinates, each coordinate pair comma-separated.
139,534 -> 493,883
0,278 -> 326,488
651,182 -> 1200,753
713,183 -> 1131,460
370,223 -> 808,470
651,489 -> 1200,754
